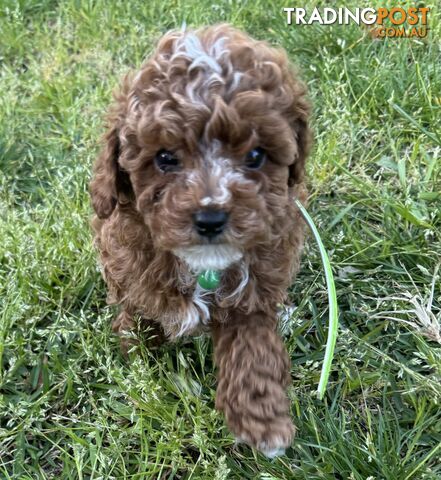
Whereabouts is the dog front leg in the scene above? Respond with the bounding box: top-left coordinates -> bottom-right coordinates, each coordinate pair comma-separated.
212,313 -> 294,457
112,309 -> 165,356
112,309 -> 137,356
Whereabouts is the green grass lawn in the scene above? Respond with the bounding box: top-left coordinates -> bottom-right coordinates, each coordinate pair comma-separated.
1,1 -> 440,478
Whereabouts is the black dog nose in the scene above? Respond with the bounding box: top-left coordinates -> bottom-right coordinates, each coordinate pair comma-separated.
193,209 -> 228,238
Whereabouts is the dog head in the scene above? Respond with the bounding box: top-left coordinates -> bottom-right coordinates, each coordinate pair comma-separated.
90,25 -> 310,273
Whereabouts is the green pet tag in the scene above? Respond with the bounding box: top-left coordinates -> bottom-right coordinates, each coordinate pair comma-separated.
197,270 -> 220,290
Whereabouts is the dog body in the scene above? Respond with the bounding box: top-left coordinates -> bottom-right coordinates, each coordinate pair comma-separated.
90,25 -> 310,456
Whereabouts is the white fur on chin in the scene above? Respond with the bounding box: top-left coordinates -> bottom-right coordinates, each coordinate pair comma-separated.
173,244 -> 243,273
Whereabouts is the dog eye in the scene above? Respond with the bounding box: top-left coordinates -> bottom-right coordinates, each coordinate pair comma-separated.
245,147 -> 266,169
155,149 -> 180,172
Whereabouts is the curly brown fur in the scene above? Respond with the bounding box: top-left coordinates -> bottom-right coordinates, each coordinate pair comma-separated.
90,24 -> 311,456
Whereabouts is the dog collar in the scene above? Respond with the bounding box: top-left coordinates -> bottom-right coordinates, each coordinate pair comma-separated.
197,269 -> 220,290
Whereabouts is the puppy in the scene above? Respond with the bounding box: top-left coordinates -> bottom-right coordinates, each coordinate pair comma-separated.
90,24 -> 310,457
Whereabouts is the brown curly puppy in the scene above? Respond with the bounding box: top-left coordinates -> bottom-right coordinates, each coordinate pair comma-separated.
90,24 -> 310,457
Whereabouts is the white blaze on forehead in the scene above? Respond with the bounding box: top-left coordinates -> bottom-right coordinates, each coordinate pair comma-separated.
173,244 -> 243,273
173,33 -> 227,73
172,34 -> 226,104
170,33 -> 242,105
186,162 -> 246,207
210,161 -> 245,204
187,142 -> 252,207
200,196 -> 213,206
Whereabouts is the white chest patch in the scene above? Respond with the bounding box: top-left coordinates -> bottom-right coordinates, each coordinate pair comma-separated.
171,245 -> 248,337
175,284 -> 211,337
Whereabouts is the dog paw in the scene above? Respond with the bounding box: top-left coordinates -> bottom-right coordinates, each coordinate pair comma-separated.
234,415 -> 295,458
112,311 -> 138,357
257,434 -> 291,458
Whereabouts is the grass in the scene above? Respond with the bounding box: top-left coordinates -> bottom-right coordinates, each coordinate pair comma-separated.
0,0 -> 440,478
294,198 -> 339,400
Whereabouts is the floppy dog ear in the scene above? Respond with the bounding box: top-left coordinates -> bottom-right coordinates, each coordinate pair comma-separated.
288,114 -> 312,188
90,124 -> 132,219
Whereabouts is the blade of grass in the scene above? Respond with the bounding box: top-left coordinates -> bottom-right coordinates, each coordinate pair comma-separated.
294,198 -> 339,400
390,103 -> 441,146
